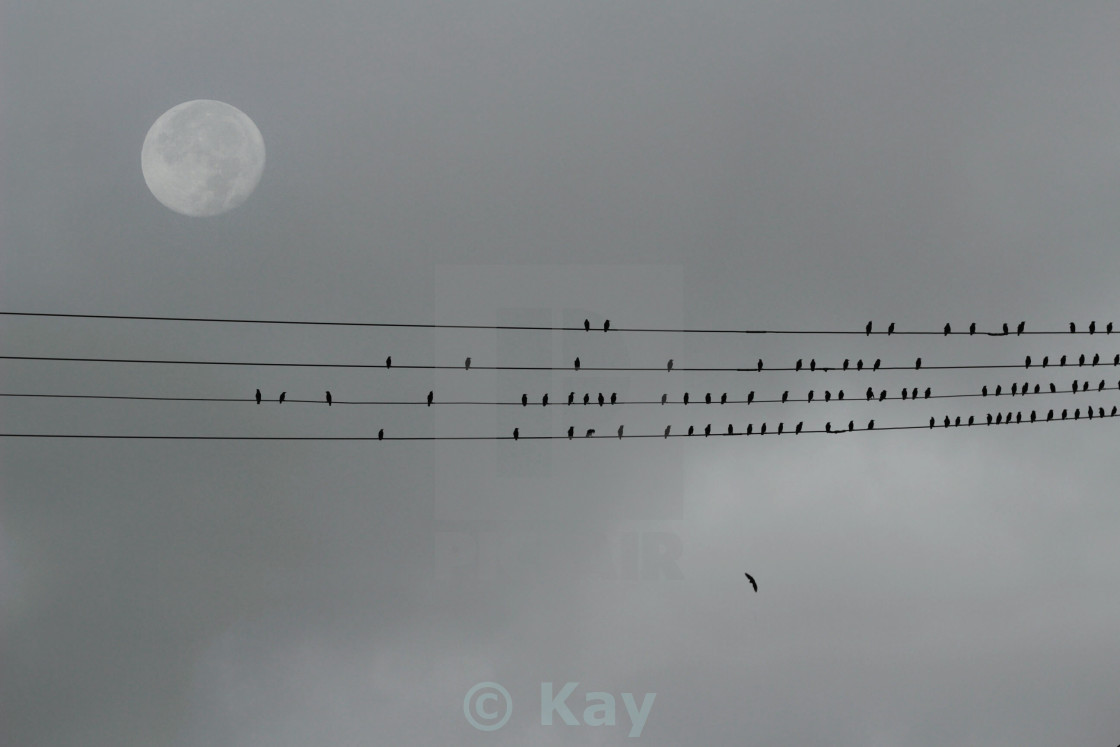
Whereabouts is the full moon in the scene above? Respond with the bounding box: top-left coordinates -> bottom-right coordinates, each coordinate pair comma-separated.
141,100 -> 265,217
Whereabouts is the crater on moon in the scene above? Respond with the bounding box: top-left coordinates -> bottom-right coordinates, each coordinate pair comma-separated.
141,99 -> 265,217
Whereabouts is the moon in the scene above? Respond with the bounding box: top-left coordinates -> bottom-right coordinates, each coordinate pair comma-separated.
141,100 -> 265,217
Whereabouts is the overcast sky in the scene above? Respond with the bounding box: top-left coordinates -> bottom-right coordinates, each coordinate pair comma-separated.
3,2 -> 1120,744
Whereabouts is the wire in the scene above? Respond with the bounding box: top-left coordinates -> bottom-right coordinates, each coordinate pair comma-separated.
1,406 -> 1115,440
1,311 -> 1115,336
3,354 -> 1118,373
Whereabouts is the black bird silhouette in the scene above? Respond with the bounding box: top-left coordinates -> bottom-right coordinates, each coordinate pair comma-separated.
568,392 -> 575,405
721,393 -> 728,405
1060,355 -> 1066,366
1047,410 -> 1053,421
1016,412 -> 1022,424
568,426 -> 575,439
586,429 -> 596,438
929,417 -> 935,429
705,393 -> 712,405
867,419 -> 875,430
1074,408 -> 1080,420
1079,354 -> 1085,366
683,392 -> 689,405
279,392 -> 286,404
664,425 -> 671,438
857,359 -> 864,371
705,424 -> 712,436
378,429 -> 384,440
1112,406 -> 1117,416
598,393 -> 605,407
465,357 -> 471,370
944,323 -> 951,335
744,573 -> 758,592
795,422 -> 803,434
777,422 -> 784,435
970,322 -> 976,335
968,415 -> 974,425
902,389 -> 908,400
1088,408 -> 1093,419
760,423 -> 767,435
427,391 -> 434,406
1093,353 -> 1100,365
542,394 -> 549,406
866,387 -> 874,401
915,357 -> 922,370
1070,322 -> 1076,333
604,320 -> 610,332
838,390 -> 845,400
747,391 -> 755,404
1061,409 -> 1067,420
912,387 -> 918,399
746,424 -> 753,435
611,393 -> 617,405
807,390 -> 814,403
757,359 -> 764,371
687,425 -> 694,436
826,422 -> 833,433
1025,355 -> 1031,368
879,390 -> 887,402
513,428 -> 519,440
848,420 -> 854,432
1003,322 -> 1009,335
843,358 -> 850,370
1100,380 -> 1106,391
522,393 -> 528,406
385,356 -> 392,369
824,391 -> 831,402
982,385 -> 988,396
667,359 -> 674,372
1017,321 -> 1025,335
1049,383 -> 1056,393
584,318 -> 590,331
795,359 -> 803,371
944,416 -> 950,427
1089,321 -> 1095,334
661,393 -> 668,405
955,416 -> 961,426
575,357 -> 581,371
1011,383 -> 1018,395
810,359 -> 817,371
1108,322 -> 1114,334
326,391 -> 332,406
986,413 -> 993,425
866,321 -> 873,335
255,388 -> 261,404
584,393 -> 591,405
995,384 -> 1001,396
782,391 -> 789,403
873,359 -> 881,371
996,413 -> 1003,424
618,425 -> 624,439
924,387 -> 931,399
888,322 -> 895,335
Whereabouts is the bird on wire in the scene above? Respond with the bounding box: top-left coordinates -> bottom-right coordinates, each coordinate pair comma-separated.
873,359 -> 881,371
326,391 -> 332,406
568,426 -> 574,439
1017,321 -> 1025,335
378,429 -> 384,440
465,357 -> 471,370
255,388 -> 261,404
598,393 -> 605,407
683,392 -> 689,405
604,320 -> 610,332
568,392 -> 575,406
385,356 -> 392,369
522,393 -> 528,407
888,322 -> 895,335
584,319 -> 590,332
664,425 -> 671,438
661,393 -> 668,405
586,429 -> 596,438
970,322 -> 977,335
866,321 -> 873,335
542,394 -> 549,406
513,428 -> 519,441
575,357 -> 581,371
583,393 -> 590,405
667,359 -> 674,372
427,391 -> 434,406
705,424 -> 712,436
618,425 -> 624,439
611,393 -> 617,405
721,393 -> 728,405
688,426 -> 694,436
944,323 -> 951,335
279,391 -> 286,404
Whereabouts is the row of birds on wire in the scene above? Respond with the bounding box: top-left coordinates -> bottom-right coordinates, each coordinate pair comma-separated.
251,378 -> 1120,407
580,319 -> 1118,335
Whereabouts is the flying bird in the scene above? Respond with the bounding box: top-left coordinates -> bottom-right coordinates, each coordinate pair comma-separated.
255,388 -> 261,404
584,318 -> 590,331
1017,321 -> 1025,335
279,391 -> 286,404
744,573 -> 758,592
667,359 -> 674,372
326,391 -> 332,406
378,429 -> 384,440
944,323 -> 951,335
427,391 -> 434,406
465,357 -> 471,370
618,425 -> 624,439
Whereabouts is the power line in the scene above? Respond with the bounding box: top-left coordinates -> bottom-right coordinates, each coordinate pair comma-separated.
3,354 -> 1118,373
1,405 -> 1115,440
1,311 -> 1116,336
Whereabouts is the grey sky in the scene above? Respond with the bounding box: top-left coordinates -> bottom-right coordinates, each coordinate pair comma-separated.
2,1 -> 1120,744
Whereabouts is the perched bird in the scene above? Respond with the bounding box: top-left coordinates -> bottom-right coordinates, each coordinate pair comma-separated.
1017,321 -> 1025,335
604,320 -> 610,332
378,429 -> 384,441
782,391 -> 789,403
888,322 -> 895,335
843,358 -> 850,371
1049,383 -> 1056,393
1016,412 -> 1022,424
810,359 -> 817,371
427,391 -> 434,406
683,392 -> 689,406
542,394 -> 549,406
866,321 -> 873,335
867,419 -> 875,430
879,390 -> 887,402
983,385 -> 990,397
944,323 -> 951,335
1112,406 -> 1117,416
1070,322 -> 1076,333
744,572 -> 758,592
987,413 -> 993,425
1101,380 -> 1106,392
513,428 -> 519,440
795,359 -> 803,371
944,416 -> 950,427
667,359 -> 674,372
795,422 -> 803,434
746,424 -> 753,435
760,423 -> 767,435
996,413 -> 1002,424
807,390 -> 815,403
584,318 -> 590,331
1074,408 -> 1080,420
929,416 -> 935,429
465,357 -> 471,370
838,390 -> 845,400
598,393 -> 605,407
326,391 -> 332,406
661,393 -> 668,405
256,388 -> 261,404
777,422 -> 784,435
1088,408 -> 1093,420
664,425 -> 671,438
873,358 -> 881,371
586,429 -> 596,438
824,391 -> 832,402
915,357 -> 922,370
1025,355 -> 1031,368
1089,321 -> 1096,334
857,359 -> 864,371
1060,355 -> 1067,366
618,425 -> 624,439
522,393 -> 529,407
924,387 -> 931,399
1003,322 -> 1010,335
747,391 -> 755,405
583,393 -> 591,405
611,393 -> 617,405
1061,409 -> 1067,420
912,387 -> 919,399
866,387 -> 874,401
705,393 -> 712,405
721,393 -> 728,405
902,389 -> 909,400
1093,353 -> 1100,366
1011,383 -> 1018,395
970,322 -> 977,335
705,424 -> 711,436
575,357 -> 581,371
568,392 -> 575,406
848,420 -> 854,432
279,391 -> 286,404
1109,322 -> 1114,334
687,426 -> 694,436
1034,384 -> 1040,393
1047,410 -> 1054,421
568,426 -> 575,440
385,356 -> 392,369
826,422 -> 833,433
757,359 -> 764,371
968,415 -> 974,425
995,384 -> 1001,396
1079,354 -> 1085,366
